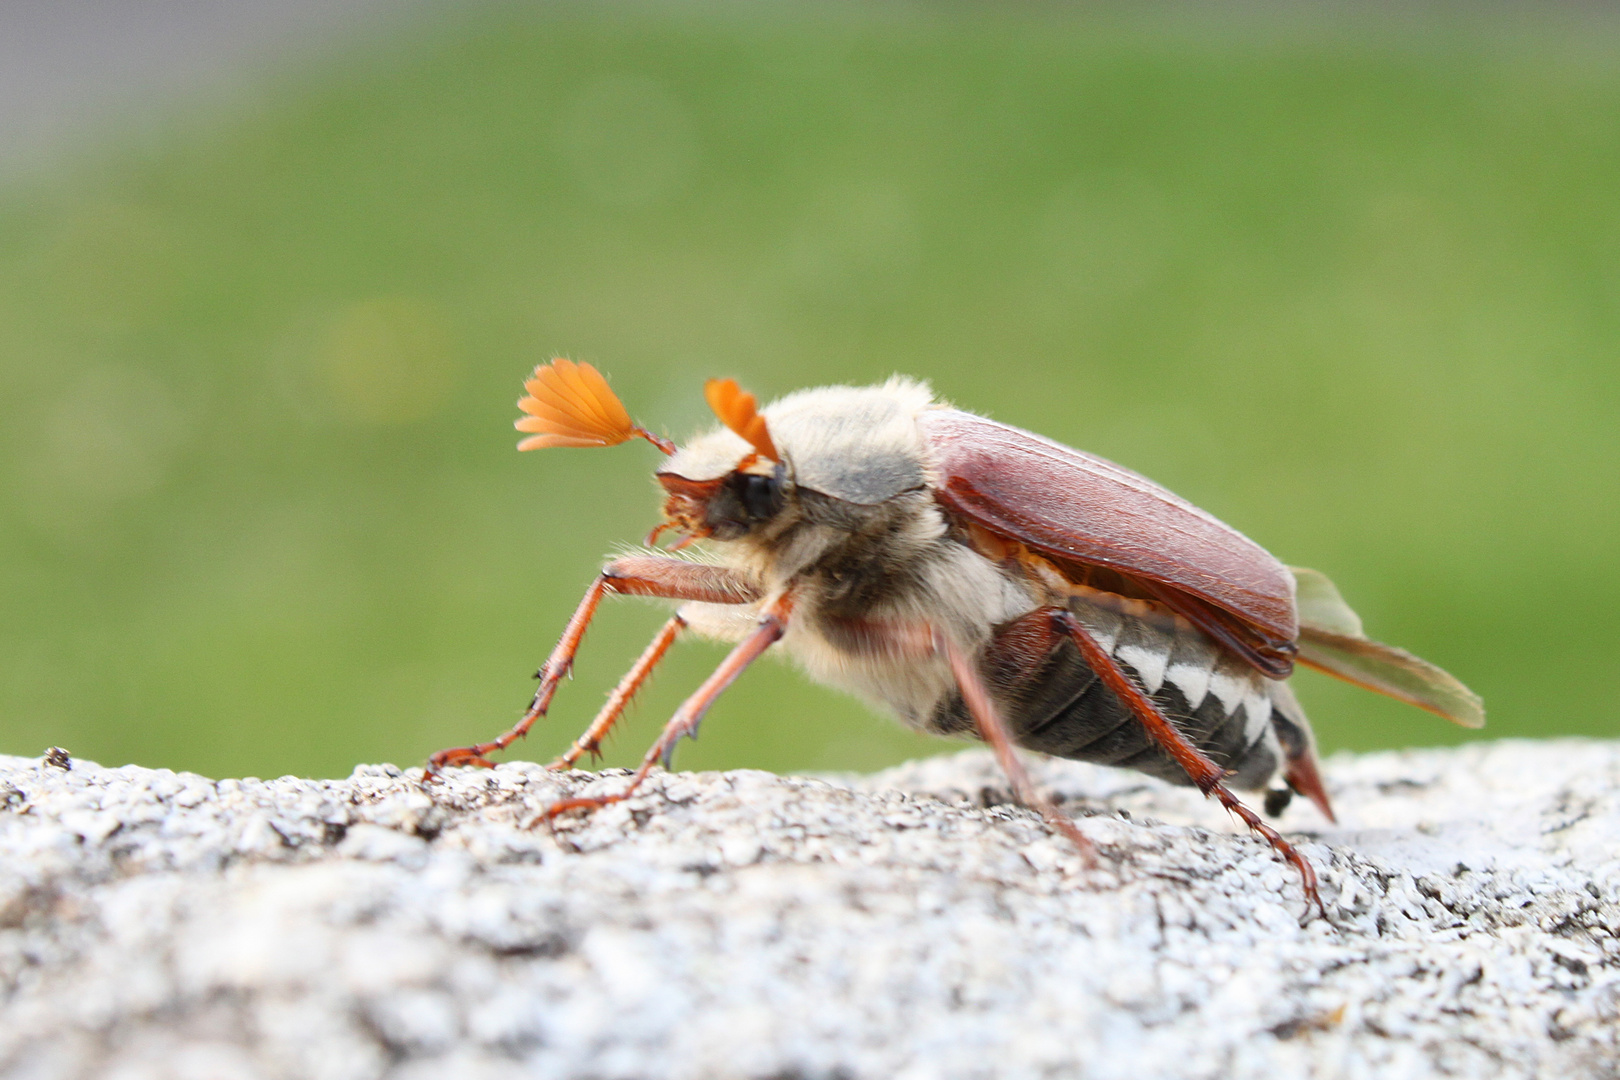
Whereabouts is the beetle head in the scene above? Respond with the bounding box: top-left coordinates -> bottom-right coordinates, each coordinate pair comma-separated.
655,376 -> 935,549
654,379 -> 790,547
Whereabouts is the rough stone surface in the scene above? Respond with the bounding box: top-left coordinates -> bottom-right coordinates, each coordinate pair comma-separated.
0,740 -> 1616,1080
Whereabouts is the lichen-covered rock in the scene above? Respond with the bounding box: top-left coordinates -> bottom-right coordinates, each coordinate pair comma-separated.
0,740 -> 1616,1080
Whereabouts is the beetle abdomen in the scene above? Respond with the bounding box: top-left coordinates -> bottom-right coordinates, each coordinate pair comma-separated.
927,597 -> 1292,792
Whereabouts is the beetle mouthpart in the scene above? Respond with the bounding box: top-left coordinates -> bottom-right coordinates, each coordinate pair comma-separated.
650,475 -> 721,550
645,521 -> 705,551
704,378 -> 778,462
515,359 -> 674,454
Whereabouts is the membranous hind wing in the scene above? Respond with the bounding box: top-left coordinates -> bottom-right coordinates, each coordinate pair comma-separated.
919,408 -> 1299,679
1289,566 -> 1485,728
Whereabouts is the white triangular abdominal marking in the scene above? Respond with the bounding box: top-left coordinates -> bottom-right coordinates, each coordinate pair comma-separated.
1242,690 -> 1275,741
1206,670 -> 1249,717
1163,662 -> 1211,711
1115,644 -> 1169,696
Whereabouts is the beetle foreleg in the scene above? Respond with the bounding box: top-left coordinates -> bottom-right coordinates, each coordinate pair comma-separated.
549,613 -> 688,770
935,630 -> 1098,867
537,592 -> 793,822
1051,609 -> 1324,916
426,557 -> 759,777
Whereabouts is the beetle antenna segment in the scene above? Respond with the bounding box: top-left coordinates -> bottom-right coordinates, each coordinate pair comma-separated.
704,378 -> 779,461
515,359 -> 674,454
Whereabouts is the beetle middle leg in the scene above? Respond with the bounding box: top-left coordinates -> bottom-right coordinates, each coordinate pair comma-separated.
933,630 -> 1098,866
1050,608 -> 1324,916
426,556 -> 758,777
820,614 -> 1098,865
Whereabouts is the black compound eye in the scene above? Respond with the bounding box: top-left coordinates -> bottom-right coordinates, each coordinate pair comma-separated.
736,471 -> 782,522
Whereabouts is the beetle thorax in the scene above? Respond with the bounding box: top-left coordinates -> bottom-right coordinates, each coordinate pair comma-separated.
653,378 -> 1042,724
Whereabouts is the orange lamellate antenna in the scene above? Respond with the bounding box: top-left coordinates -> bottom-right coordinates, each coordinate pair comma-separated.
515,359 -> 674,454
704,378 -> 778,462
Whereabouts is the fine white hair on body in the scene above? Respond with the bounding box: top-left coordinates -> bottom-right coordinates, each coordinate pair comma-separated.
678,600 -> 762,644
1071,602 -> 1122,656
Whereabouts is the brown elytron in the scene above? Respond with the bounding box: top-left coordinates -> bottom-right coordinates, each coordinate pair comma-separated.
429,363 -> 1485,917
920,409 -> 1297,678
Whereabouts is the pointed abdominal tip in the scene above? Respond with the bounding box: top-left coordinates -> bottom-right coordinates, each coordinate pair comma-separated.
704,378 -> 779,461
515,360 -> 671,453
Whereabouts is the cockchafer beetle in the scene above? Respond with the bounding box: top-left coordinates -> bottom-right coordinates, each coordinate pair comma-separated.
428,360 -> 1484,913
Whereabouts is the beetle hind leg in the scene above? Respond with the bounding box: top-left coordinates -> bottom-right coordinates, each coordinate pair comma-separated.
1051,609 -> 1324,917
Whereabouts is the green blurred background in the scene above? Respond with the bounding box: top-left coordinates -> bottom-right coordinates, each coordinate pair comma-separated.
1,3 -> 1616,780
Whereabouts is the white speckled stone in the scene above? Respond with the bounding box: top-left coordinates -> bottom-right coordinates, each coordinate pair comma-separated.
0,740 -> 1616,1079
